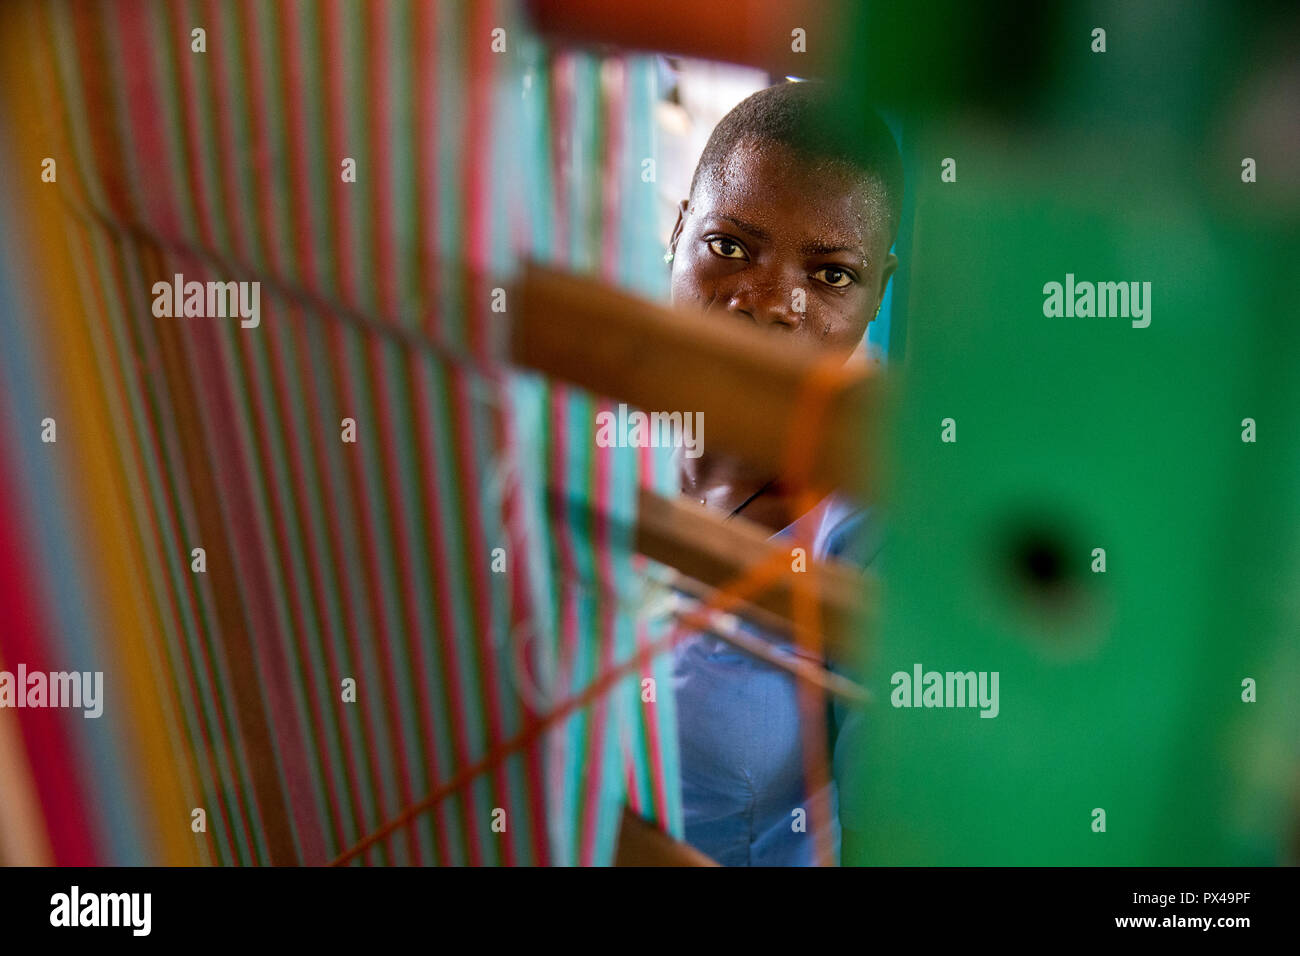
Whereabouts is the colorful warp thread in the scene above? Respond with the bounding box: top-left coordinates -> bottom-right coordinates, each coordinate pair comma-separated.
0,0 -> 680,866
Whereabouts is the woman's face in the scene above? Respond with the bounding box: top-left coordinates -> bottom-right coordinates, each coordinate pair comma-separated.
669,138 -> 897,360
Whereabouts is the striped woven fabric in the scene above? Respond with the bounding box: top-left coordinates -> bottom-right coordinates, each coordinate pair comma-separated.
0,0 -> 680,866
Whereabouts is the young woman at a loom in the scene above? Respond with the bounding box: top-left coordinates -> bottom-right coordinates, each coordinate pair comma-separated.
666,81 -> 902,865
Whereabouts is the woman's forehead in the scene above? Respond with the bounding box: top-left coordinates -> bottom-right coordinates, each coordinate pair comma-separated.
692,139 -> 890,263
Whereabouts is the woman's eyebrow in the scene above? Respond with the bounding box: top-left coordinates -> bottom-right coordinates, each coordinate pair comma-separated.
799,239 -> 864,259
718,214 -> 771,241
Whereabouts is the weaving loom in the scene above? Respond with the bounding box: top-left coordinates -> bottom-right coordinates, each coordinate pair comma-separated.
3,0 -> 1298,872
1,0 -> 870,868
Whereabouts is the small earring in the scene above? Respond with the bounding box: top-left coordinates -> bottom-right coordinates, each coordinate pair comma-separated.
664,250 -> 674,263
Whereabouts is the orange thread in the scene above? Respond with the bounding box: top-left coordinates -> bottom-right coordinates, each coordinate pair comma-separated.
331,545 -> 793,865
782,353 -> 861,867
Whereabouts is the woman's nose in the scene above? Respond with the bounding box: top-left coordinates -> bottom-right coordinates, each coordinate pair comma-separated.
724,272 -> 802,330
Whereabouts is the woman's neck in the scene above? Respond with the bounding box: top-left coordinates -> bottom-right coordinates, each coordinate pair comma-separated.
678,451 -> 794,533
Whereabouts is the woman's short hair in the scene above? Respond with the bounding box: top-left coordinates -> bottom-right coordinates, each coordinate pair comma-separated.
689,81 -> 904,247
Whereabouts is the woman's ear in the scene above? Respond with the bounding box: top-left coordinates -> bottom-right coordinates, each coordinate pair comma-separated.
876,251 -> 899,302
668,199 -> 689,258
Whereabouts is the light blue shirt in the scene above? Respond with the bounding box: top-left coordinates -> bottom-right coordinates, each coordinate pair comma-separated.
671,497 -> 881,866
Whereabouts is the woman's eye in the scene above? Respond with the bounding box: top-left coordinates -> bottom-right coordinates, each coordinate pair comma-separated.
707,237 -> 747,260
814,266 -> 856,288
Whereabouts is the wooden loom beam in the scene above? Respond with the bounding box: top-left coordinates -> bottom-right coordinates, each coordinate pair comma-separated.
614,807 -> 720,866
512,264 -> 876,501
635,490 -> 867,663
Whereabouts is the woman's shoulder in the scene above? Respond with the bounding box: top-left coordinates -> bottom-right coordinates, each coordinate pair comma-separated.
775,494 -> 885,571
817,497 -> 885,570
